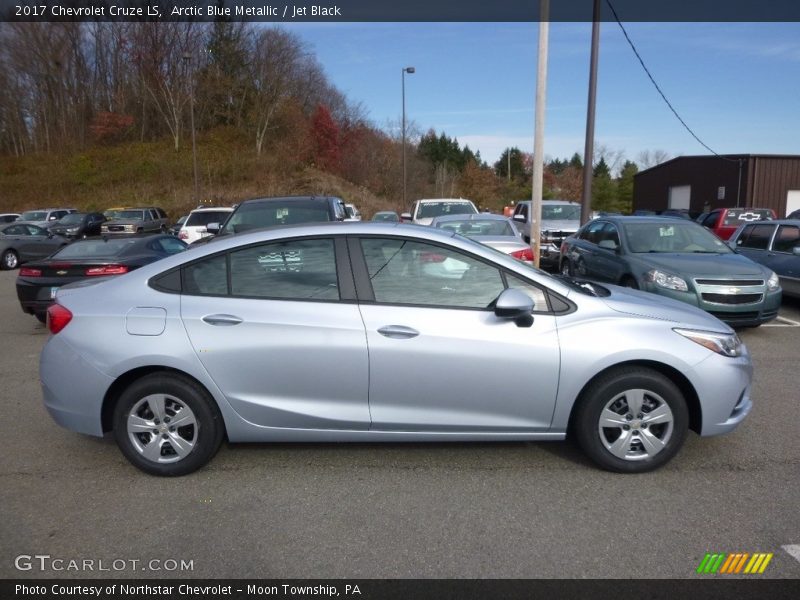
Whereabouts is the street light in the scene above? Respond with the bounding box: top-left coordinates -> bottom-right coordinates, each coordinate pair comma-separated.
402,66 -> 415,209
183,52 -> 200,204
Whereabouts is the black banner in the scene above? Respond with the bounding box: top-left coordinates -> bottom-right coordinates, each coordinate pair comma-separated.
4,579 -> 800,600
2,0 -> 800,22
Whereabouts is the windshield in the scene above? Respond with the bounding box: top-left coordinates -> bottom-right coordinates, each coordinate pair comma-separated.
58,213 -> 85,225
541,205 -> 581,221
20,211 -> 48,221
623,222 -> 732,254
53,238 -> 139,258
221,200 -> 331,235
115,210 -> 146,220
437,219 -> 515,237
417,202 -> 476,219
186,211 -> 231,227
373,212 -> 399,222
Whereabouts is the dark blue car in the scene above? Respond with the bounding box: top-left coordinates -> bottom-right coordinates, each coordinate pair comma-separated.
727,219 -> 800,299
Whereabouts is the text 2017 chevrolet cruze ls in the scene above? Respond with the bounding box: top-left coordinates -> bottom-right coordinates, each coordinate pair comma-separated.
40,223 -> 752,476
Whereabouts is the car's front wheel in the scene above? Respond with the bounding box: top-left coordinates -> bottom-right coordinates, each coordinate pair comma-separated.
573,367 -> 688,473
112,373 -> 224,476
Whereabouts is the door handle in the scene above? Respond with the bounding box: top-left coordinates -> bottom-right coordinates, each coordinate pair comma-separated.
377,325 -> 419,339
202,314 -> 243,326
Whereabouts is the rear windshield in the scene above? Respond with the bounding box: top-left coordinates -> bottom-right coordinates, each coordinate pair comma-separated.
437,219 -> 515,237
722,208 -> 774,226
53,238 -> 139,258
221,200 -> 331,235
417,202 -> 477,219
186,211 -> 231,227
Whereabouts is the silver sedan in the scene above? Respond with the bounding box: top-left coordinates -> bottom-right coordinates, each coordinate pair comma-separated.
430,213 -> 534,265
40,222 -> 753,476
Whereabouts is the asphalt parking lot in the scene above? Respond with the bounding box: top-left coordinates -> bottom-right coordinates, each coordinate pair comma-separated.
0,268 -> 798,579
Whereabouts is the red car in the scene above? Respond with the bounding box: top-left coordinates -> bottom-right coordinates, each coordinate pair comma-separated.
698,207 -> 776,240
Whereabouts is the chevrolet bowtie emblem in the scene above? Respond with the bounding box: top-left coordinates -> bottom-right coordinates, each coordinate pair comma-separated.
56,270 -> 68,275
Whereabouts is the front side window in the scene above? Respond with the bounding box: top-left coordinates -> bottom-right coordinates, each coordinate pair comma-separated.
738,223 -> 774,250
360,238 -> 504,308
230,238 -> 339,301
773,225 -> 800,253
580,221 -> 606,245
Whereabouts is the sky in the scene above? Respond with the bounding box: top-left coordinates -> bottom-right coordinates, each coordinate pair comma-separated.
280,21 -> 800,170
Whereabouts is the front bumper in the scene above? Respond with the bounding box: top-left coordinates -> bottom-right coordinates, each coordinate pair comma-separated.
538,243 -> 562,269
690,347 -> 754,436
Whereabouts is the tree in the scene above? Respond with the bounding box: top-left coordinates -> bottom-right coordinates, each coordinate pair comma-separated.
494,147 -> 526,181
310,104 -> 340,172
569,152 -> 583,169
592,157 -> 616,212
616,160 -> 638,214
637,149 -> 671,169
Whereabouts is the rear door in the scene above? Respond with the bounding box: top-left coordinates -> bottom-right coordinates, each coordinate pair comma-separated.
179,236 -> 371,430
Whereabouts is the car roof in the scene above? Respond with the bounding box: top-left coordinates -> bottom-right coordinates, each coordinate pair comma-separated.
239,195 -> 341,204
189,207 -> 234,213
597,216 -> 700,224
432,213 -> 511,223
517,199 -> 580,206
415,198 -> 474,203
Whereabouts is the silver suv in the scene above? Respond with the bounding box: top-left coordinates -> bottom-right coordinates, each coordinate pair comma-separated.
101,207 -> 169,234
513,200 -> 581,270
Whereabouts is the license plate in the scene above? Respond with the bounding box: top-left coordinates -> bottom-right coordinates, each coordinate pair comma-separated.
50,287 -> 59,299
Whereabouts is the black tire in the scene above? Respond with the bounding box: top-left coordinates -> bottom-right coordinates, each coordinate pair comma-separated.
621,276 -> 639,289
560,258 -> 573,276
572,367 -> 688,473
112,373 -> 224,476
1,249 -> 19,270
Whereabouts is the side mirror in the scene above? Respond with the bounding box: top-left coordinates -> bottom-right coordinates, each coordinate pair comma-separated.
494,288 -> 534,327
400,212 -> 412,222
206,222 -> 220,235
512,214 -> 526,224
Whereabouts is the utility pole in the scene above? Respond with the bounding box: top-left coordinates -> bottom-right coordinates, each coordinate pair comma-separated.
530,0 -> 550,269
581,0 -> 601,225
402,66 -> 415,209
507,148 -> 511,182
183,52 -> 200,205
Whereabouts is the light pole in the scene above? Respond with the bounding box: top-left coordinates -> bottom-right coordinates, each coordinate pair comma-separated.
402,66 -> 415,209
183,52 -> 200,205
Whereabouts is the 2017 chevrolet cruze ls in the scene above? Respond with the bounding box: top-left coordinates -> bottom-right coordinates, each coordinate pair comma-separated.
40,223 -> 753,476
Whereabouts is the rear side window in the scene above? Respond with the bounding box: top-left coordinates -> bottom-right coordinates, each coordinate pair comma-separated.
230,238 -> 339,301
773,225 -> 800,253
738,224 -> 774,250
701,211 -> 720,228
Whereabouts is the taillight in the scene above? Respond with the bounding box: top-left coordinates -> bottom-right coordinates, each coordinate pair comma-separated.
178,230 -> 188,239
47,304 -> 72,334
420,252 -> 447,263
19,267 -> 42,277
510,248 -> 535,262
85,265 -> 129,276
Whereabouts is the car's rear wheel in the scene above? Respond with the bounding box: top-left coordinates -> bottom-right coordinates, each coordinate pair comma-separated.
1,249 -> 19,270
112,373 -> 224,476
560,258 -> 573,276
573,367 -> 688,473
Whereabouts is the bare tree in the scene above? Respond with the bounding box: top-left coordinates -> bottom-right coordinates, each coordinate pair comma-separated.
636,149 -> 672,169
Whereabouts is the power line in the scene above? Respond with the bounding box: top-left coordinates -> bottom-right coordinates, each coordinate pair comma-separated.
605,0 -> 739,163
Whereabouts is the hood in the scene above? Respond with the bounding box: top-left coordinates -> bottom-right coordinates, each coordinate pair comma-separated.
414,217 -> 434,226
637,252 -> 768,278
541,219 -> 579,232
601,285 -> 732,332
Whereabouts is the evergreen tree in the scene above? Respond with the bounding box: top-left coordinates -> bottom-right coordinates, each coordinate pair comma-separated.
569,152 -> 583,169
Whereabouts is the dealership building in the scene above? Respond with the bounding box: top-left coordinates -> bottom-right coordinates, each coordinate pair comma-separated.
633,154 -> 800,217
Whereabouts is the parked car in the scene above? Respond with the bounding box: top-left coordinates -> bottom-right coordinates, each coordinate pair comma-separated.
0,223 -> 68,270
178,207 -> 234,244
371,211 -> 400,223
48,212 -> 107,239
559,216 -> 781,327
103,207 -> 127,220
512,200 -> 581,270
18,208 -> 76,228
194,195 -> 347,245
40,222 -> 753,476
697,207 -> 776,240
168,215 -> 188,236
727,219 -> 800,298
101,207 -> 169,234
431,213 -> 534,265
402,198 -> 478,226
0,213 -> 20,223
17,234 -> 187,323
344,203 -> 362,221
787,209 -> 800,220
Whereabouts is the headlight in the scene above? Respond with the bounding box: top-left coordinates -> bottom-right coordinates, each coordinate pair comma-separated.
646,269 -> 688,292
66,227 -> 78,233
124,224 -> 135,232
673,328 -> 743,357
766,271 -> 780,292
